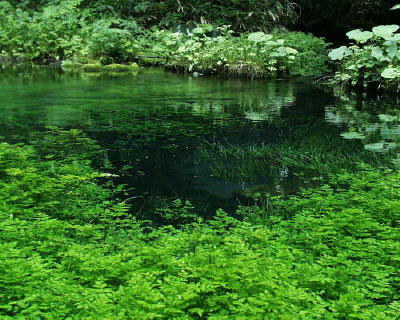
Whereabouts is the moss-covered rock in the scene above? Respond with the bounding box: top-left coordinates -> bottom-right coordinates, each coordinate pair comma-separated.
130,62 -> 139,70
102,64 -> 132,72
138,57 -> 162,66
61,61 -> 83,69
82,63 -> 103,72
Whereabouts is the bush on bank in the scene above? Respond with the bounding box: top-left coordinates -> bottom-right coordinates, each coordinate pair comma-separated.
0,1 -> 329,77
146,27 -> 328,77
328,23 -> 400,92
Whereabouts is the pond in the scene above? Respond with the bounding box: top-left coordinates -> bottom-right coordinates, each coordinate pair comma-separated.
0,65 -> 394,218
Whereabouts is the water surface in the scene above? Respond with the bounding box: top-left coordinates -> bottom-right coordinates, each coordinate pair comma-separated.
0,65 -> 389,217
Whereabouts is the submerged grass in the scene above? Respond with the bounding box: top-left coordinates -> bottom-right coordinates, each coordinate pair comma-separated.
197,131 -> 391,183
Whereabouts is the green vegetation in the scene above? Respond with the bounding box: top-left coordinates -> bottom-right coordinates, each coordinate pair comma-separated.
63,62 -> 140,73
326,94 -> 400,166
1,138 -> 400,319
328,22 -> 400,92
1,1 -> 400,318
197,131 -> 390,184
10,0 -> 299,32
0,0 -> 143,63
0,1 -> 329,77
146,28 -> 328,77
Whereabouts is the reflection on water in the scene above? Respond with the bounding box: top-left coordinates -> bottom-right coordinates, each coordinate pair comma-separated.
0,65 -> 390,216
325,93 -> 400,165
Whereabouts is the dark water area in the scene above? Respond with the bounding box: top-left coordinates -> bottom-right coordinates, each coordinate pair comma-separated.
0,65 -> 393,218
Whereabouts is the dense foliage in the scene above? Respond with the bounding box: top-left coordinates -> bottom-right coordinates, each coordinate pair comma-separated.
83,0 -> 298,32
1,133 -> 400,319
1,1 -> 400,318
0,0 -> 144,63
145,28 -> 328,77
328,23 -> 400,92
0,0 -> 329,76
7,0 -> 298,32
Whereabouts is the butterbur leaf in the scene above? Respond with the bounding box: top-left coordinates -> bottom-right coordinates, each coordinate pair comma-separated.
371,47 -> 386,61
248,32 -> 265,42
372,25 -> 400,40
364,142 -> 385,152
386,44 -> 398,58
341,132 -> 365,140
247,32 -> 273,43
286,47 -> 298,54
328,46 -> 353,60
378,114 -> 398,122
346,29 -> 373,43
381,67 -> 400,79
391,4 -> 400,10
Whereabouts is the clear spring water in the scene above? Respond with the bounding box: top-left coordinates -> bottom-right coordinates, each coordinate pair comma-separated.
0,65 -> 393,218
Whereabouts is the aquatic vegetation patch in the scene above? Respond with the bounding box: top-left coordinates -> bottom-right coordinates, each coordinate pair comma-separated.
1,140 -> 400,319
197,131 -> 391,184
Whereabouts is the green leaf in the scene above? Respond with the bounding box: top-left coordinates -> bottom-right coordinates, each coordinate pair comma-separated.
372,25 -> 400,40
341,132 -> 365,140
346,29 -> 373,43
247,32 -> 273,43
285,47 -> 298,54
390,4 -> 400,10
371,47 -> 387,61
378,114 -> 398,122
386,44 -> 398,59
364,142 -> 385,152
381,67 -> 400,79
328,46 -> 353,60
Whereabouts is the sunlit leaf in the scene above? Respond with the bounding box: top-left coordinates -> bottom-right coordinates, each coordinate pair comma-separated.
372,25 -> 400,40
364,142 -> 385,152
346,29 -> 373,43
341,132 -> 365,140
381,67 -> 400,79
328,46 -> 353,60
247,32 -> 273,43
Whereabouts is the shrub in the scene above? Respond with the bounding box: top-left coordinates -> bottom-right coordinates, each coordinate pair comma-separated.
147,28 -> 328,77
328,24 -> 400,92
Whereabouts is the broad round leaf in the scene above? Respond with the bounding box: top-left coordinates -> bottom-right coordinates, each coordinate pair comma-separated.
381,67 -> 400,79
328,46 -> 353,60
372,25 -> 400,40
248,32 -> 272,43
346,29 -> 373,43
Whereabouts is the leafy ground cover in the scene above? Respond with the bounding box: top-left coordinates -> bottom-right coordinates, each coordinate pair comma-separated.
1,133 -> 400,319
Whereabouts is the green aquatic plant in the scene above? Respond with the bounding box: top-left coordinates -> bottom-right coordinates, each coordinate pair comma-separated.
1,140 -> 400,319
197,131 -> 390,184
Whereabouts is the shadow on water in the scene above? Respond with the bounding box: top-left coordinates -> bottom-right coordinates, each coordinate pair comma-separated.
0,65 -> 391,219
